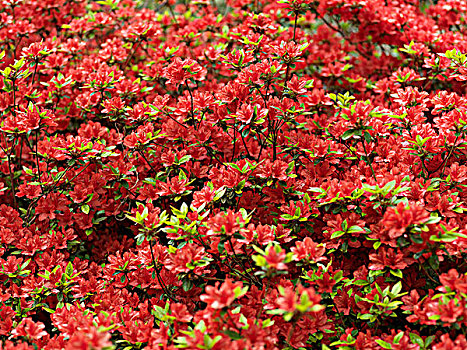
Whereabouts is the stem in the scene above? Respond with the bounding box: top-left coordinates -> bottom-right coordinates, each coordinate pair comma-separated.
31,60 -> 39,87
166,3 -> 177,24
228,238 -> 261,286
138,149 -> 158,175
35,130 -> 44,193
167,113 -> 188,129
419,155 -> 429,179
421,263 -> 438,284
440,136 -> 460,176
18,137 -> 23,176
292,12 -> 299,43
239,131 -> 252,159
12,79 -> 17,116
225,310 -> 242,334
149,239 -> 178,302
6,152 -> 17,209
361,139 -> 377,183
25,163 -> 91,226
256,132 -> 266,161
122,40 -> 142,71
231,126 -> 237,162
0,132 -> 17,209
309,5 -> 371,60
272,139 -> 277,161
185,81 -> 195,122
59,163 -> 91,188
287,319 -> 298,344
155,0 -> 168,12
285,63 -> 291,87
205,146 -> 223,164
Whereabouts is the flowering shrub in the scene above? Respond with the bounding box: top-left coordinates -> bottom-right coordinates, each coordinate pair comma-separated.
0,0 -> 466,349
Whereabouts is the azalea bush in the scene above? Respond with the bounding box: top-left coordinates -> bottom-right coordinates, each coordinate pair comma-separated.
0,0 -> 466,348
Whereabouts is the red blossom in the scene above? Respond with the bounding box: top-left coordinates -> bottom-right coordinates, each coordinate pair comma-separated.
200,278 -> 246,309
0,0 -> 465,348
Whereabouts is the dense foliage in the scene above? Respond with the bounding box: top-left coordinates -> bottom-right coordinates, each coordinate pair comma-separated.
0,0 -> 466,348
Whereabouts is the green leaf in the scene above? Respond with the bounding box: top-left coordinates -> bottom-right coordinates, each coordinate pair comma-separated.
81,204 -> 90,214
136,234 -> 145,246
179,169 -> 187,180
20,258 -> 31,271
182,279 -> 193,291
391,281 -> 402,296
341,219 -> 348,231
347,225 -> 363,233
42,307 -> 56,313
217,241 -> 225,255
331,231 -> 345,239
382,180 -> 396,194
213,187 -> 226,201
333,270 -> 343,282
428,254 -> 439,270
375,339 -> 392,349
364,131 -> 372,143
65,262 -> 73,277
353,279 -> 369,286
425,336 -> 435,347
359,313 -> 374,320
390,269 -> 403,279
342,129 -> 357,140
409,333 -> 424,347
393,332 -> 404,344
223,329 -> 242,340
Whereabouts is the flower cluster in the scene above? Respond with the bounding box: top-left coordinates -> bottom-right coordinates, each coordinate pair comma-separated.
0,0 -> 466,349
